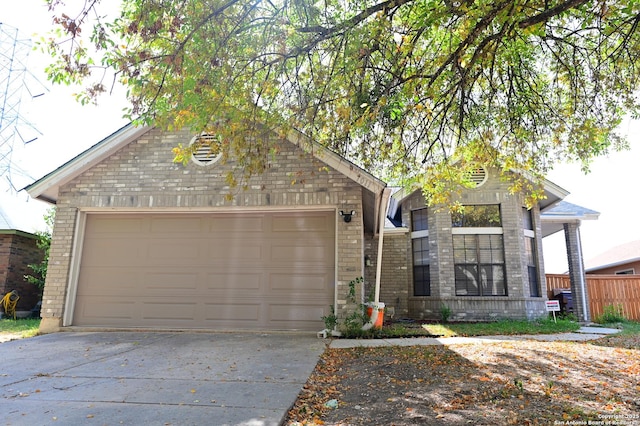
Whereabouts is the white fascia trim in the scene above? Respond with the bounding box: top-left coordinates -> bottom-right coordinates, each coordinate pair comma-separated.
26,124 -> 153,203
541,178 -> 570,201
541,213 -> 600,222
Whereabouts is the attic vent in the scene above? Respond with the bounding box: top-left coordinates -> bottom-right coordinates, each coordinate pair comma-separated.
190,133 -> 222,166
468,167 -> 488,187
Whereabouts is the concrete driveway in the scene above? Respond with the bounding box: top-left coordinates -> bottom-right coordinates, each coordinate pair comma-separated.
0,331 -> 326,426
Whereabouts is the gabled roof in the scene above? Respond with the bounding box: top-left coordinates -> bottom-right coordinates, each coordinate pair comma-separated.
24,123 -> 152,204
584,240 -> 640,272
390,169 -> 570,212
540,200 -> 600,238
25,123 -> 386,204
24,123 -> 388,234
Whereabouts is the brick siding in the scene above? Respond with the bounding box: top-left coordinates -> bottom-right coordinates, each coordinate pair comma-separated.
0,232 -> 44,313
41,127 -> 368,329
368,169 -> 548,322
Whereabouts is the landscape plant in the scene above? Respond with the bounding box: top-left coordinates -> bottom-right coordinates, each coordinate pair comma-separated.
41,0 -> 640,205
595,303 -> 626,324
24,208 -> 55,292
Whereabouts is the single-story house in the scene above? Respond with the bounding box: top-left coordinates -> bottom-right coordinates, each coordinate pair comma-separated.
0,206 -> 44,314
584,240 -> 640,275
26,124 -> 596,332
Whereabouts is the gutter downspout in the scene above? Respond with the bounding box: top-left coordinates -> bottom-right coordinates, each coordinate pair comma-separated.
362,187 -> 392,330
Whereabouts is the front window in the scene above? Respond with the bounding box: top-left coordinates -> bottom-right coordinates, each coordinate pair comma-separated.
523,207 -> 533,230
453,234 -> 506,296
412,209 -> 430,296
523,207 -> 540,297
525,237 -> 540,297
452,205 -> 506,296
452,205 -> 501,228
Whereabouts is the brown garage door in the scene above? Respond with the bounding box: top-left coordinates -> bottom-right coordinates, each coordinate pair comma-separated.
73,211 -> 335,330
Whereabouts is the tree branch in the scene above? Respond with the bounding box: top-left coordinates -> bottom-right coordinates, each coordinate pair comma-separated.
518,0 -> 589,28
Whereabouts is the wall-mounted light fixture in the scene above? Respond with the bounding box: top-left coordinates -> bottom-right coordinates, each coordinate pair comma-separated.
364,255 -> 372,267
339,210 -> 355,223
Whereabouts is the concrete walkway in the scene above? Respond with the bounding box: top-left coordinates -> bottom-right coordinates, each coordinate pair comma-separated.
329,326 -> 622,348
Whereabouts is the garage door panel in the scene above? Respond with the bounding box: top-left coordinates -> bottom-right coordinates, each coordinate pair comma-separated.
205,272 -> 262,290
268,303 -> 327,324
272,213 -> 330,231
85,217 -> 146,234
208,216 -> 264,233
203,303 -> 261,321
75,298 -> 136,322
207,242 -> 263,262
269,272 -> 332,292
81,240 -> 145,266
141,302 -> 197,320
144,272 -> 200,290
77,268 -> 204,295
147,240 -> 202,260
76,268 -> 142,294
74,212 -> 335,330
271,244 -> 331,263
150,217 -> 204,233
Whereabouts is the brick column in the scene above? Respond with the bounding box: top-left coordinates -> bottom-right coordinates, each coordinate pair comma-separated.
563,222 -> 591,322
39,206 -> 78,333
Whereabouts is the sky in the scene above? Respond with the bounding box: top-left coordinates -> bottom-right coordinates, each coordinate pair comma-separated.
1,0 -> 639,274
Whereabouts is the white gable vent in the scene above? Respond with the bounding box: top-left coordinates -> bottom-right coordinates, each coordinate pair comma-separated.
468,167 -> 488,187
190,133 -> 222,166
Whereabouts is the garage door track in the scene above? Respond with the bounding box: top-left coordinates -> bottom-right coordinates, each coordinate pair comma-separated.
0,332 -> 325,425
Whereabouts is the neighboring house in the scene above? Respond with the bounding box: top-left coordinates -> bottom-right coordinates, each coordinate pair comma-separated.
0,206 -> 44,314
584,240 -> 640,275
25,124 -> 595,332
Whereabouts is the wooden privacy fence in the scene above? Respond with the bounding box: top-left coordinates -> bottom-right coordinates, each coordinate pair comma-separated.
546,274 -> 640,321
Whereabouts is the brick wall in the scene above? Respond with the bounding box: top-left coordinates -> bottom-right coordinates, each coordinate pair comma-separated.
0,232 -> 44,312
41,127 -> 368,330
397,169 -> 547,321
364,231 -> 410,318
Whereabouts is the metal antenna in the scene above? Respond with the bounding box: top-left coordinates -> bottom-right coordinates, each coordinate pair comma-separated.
0,23 -> 46,191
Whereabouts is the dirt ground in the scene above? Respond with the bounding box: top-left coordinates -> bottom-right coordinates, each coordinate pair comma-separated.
285,333 -> 640,425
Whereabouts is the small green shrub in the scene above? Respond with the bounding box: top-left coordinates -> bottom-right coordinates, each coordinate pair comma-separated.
341,305 -> 368,335
596,304 -> 626,324
321,305 -> 338,330
440,304 -> 452,323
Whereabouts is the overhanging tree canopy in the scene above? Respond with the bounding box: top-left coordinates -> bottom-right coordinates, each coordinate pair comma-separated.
43,0 -> 640,205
